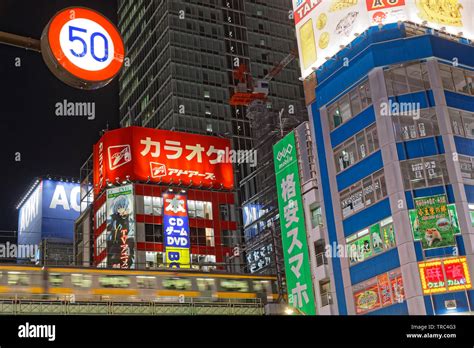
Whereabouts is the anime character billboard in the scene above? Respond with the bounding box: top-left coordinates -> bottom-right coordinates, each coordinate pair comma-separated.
106,184 -> 135,269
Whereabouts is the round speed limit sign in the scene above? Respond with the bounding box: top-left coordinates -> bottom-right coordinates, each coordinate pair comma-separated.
41,7 -> 125,90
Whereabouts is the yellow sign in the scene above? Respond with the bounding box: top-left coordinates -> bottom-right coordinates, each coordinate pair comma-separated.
418,256 -> 472,295
165,248 -> 191,269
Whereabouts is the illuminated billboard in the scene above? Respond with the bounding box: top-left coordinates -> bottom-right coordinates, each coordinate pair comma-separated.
274,132 -> 316,315
353,269 -> 405,314
418,256 -> 472,295
163,192 -> 191,269
18,183 -> 43,246
293,0 -> 474,78
106,184 -> 136,269
93,127 -> 235,196
18,179 -> 82,246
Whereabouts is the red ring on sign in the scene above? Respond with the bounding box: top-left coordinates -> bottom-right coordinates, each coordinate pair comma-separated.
47,7 -> 125,82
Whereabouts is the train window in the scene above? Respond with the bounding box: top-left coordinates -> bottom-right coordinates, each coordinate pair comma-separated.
197,278 -> 214,291
137,276 -> 156,289
252,280 -> 269,293
99,275 -> 131,288
8,272 -> 30,286
71,274 -> 92,288
220,279 -> 249,292
162,278 -> 192,291
49,273 -> 65,287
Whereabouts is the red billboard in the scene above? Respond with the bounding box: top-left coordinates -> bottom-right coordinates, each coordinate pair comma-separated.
93,127 -> 235,196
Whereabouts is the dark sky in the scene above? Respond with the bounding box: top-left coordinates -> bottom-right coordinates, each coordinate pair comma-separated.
0,0 -> 120,230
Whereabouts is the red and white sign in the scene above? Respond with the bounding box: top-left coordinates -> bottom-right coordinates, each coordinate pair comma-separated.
366,0 -> 406,25
366,0 -> 405,12
93,127 -> 235,196
293,0 -> 322,25
41,7 -> 125,89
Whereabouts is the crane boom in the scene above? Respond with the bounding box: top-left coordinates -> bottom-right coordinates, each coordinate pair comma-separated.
262,49 -> 298,82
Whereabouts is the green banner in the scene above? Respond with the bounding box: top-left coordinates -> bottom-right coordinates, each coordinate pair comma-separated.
273,132 -> 316,315
412,195 -> 457,250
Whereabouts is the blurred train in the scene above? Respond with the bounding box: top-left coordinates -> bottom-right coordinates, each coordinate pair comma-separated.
0,265 -> 279,303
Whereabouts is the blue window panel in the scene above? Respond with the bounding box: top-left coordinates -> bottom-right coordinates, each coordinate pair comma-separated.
427,90 -> 436,106
343,199 -> 391,237
415,241 -> 424,262
456,235 -> 466,256
336,152 -> 383,191
446,185 -> 455,204
445,91 -> 474,113
397,143 -> 407,161
465,185 -> 474,203
425,246 -> 458,258
454,137 -> 474,156
412,186 -> 445,198
350,249 -> 400,285
330,107 -> 375,148
404,137 -> 440,159
432,292 -> 470,315
431,36 -> 474,68
424,296 -> 434,315
405,191 -> 414,210
435,136 -> 445,154
366,301 -> 409,315
390,91 -> 432,109
468,290 -> 474,310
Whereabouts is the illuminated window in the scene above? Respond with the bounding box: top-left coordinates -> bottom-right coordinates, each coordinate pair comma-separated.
400,155 -> 449,190
310,205 -> 323,229
95,204 -> 106,228
71,274 -> 92,288
333,124 -> 379,174
191,255 -> 216,271
346,217 -> 396,266
137,276 -> 156,289
96,231 -> 107,256
392,108 -> 439,141
340,170 -> 387,219
352,269 -> 405,315
385,62 -> 429,96
328,80 -> 372,130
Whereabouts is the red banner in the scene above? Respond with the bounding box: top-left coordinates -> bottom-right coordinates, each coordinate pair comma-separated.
93,127 -> 235,196
294,0 -> 322,25
377,273 -> 392,307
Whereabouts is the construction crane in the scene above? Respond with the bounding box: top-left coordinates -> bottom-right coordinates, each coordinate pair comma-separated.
229,49 -> 298,106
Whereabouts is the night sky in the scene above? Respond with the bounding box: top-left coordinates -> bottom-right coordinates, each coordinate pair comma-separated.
0,0 -> 120,230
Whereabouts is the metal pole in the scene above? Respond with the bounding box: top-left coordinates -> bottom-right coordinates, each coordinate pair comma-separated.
0,31 -> 41,52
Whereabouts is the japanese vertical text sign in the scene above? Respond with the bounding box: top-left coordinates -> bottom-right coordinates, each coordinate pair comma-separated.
106,184 -> 135,269
163,193 -> 191,269
273,132 -> 316,315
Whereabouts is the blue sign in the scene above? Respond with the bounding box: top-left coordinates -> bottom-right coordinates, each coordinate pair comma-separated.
163,215 -> 190,248
41,180 -> 81,241
162,193 -> 191,268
